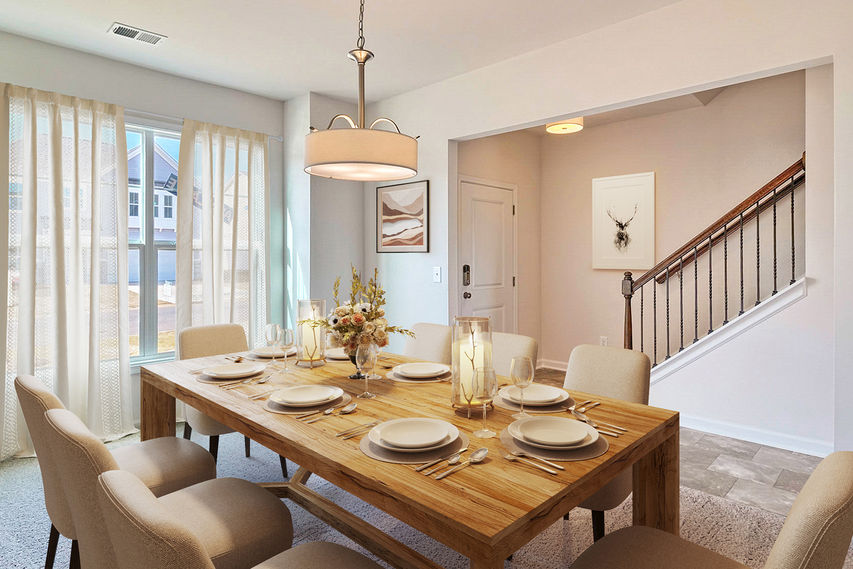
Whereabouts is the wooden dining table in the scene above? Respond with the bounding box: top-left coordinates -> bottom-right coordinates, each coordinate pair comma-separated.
140,352 -> 679,569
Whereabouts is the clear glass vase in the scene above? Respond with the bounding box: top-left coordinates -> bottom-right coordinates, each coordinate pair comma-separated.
297,299 -> 326,366
451,316 -> 492,409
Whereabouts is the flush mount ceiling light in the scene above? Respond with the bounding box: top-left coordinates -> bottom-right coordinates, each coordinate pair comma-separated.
304,0 -> 417,182
545,117 -> 584,134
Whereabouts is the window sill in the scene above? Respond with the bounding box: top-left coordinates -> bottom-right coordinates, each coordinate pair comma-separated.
130,352 -> 175,375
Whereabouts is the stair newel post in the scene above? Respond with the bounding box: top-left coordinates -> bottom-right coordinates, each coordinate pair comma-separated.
622,272 -> 634,350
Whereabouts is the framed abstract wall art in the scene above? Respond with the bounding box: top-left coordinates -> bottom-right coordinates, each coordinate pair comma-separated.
376,180 -> 429,253
592,172 -> 655,270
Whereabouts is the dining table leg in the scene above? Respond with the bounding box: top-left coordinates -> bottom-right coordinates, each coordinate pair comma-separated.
632,423 -> 680,534
469,551 -> 505,569
140,370 -> 176,441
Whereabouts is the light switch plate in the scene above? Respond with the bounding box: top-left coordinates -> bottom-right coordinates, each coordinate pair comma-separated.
432,267 -> 441,283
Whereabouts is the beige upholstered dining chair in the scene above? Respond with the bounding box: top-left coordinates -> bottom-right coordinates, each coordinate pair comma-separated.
562,344 -> 651,541
14,375 -> 215,569
402,322 -> 452,364
97,469 -> 384,569
571,451 -> 853,569
179,323 -> 287,478
491,332 -> 538,377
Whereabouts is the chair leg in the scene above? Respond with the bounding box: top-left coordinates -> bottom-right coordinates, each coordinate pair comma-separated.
45,523 -> 59,569
183,422 -> 192,440
244,436 -> 251,457
70,540 -> 80,569
591,510 -> 605,542
279,455 -> 288,478
209,435 -> 220,462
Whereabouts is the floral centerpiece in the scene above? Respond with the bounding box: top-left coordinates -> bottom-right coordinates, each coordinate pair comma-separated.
301,266 -> 413,356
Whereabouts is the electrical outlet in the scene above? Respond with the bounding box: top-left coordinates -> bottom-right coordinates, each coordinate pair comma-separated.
432,266 -> 441,283
599,336 -> 608,346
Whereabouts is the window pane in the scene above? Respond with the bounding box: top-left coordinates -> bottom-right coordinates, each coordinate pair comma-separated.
157,249 -> 176,353
154,134 -> 179,243
127,130 -> 143,244
128,248 -> 140,357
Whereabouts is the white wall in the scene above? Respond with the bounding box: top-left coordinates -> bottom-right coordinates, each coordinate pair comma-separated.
365,0 -> 852,451
457,131 -> 542,342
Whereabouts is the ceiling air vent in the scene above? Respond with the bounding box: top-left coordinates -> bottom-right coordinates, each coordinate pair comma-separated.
108,22 -> 166,46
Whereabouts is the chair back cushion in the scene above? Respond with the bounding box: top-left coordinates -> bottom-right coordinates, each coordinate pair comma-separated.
563,344 -> 650,404
765,451 -> 853,569
403,323 -> 452,364
178,323 -> 249,360
14,375 -> 75,538
44,408 -> 120,568
97,470 -> 214,569
492,332 -> 538,377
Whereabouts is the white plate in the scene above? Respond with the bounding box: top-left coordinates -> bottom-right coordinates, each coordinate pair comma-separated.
268,385 -> 345,407
202,363 -> 266,379
498,385 -> 570,406
369,419 -> 459,453
326,347 -> 350,360
251,346 -> 297,358
508,417 -> 599,450
394,362 -> 450,378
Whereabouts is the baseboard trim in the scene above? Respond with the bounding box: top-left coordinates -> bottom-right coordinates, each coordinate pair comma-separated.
538,359 -> 568,371
651,278 -> 807,385
679,412 -> 832,457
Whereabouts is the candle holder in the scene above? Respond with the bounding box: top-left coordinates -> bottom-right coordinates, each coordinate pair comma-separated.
451,316 -> 493,410
296,299 -> 327,367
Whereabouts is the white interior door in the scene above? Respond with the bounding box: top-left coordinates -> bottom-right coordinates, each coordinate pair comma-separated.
458,179 -> 515,333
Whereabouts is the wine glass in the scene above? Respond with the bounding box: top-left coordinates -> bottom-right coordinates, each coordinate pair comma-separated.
355,343 -> 378,399
473,367 -> 497,438
264,323 -> 282,363
510,356 -> 534,419
280,328 -> 294,373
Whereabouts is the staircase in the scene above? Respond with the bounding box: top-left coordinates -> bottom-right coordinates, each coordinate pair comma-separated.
621,153 -> 806,367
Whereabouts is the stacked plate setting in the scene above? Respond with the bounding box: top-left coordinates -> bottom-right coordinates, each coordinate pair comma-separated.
387,362 -> 450,382
326,347 -> 351,361
507,416 -> 599,451
497,384 -> 570,407
251,346 -> 297,359
368,418 -> 459,453
199,363 -> 266,380
268,385 -> 345,409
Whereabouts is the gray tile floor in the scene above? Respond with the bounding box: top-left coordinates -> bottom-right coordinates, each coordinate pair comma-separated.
535,368 -> 821,516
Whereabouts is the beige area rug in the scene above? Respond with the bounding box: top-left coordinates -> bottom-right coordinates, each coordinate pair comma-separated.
291,475 -> 853,569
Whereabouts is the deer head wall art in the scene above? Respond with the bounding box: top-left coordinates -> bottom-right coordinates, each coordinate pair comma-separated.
592,172 -> 655,270
606,203 -> 638,251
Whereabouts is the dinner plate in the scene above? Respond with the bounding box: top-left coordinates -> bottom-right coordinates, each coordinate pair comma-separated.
326,347 -> 350,360
202,363 -> 266,379
369,419 -> 459,452
394,362 -> 451,379
268,385 -> 344,407
251,346 -> 298,358
516,416 -> 588,445
498,384 -> 570,406
508,417 -> 599,450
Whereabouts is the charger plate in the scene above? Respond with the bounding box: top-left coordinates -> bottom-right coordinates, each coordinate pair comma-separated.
360,433 -> 470,465
499,428 -> 608,462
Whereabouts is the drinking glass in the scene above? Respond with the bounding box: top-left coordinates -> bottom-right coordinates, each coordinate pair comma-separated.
264,323 -> 282,363
280,328 -> 294,373
510,356 -> 534,419
473,367 -> 497,438
356,343 -> 378,399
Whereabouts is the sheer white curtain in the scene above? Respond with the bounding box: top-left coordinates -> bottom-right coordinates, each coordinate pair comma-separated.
1,84 -> 135,460
176,120 -> 269,348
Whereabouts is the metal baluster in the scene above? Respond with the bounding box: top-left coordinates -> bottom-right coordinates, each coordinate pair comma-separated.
653,281 -> 657,365
739,212 -> 744,315
679,256 -> 684,351
790,175 -> 796,284
708,234 -> 713,334
772,186 -> 778,295
665,266 -> 670,359
723,223 -> 729,324
693,246 -> 698,343
640,286 -> 644,354
755,199 -> 761,306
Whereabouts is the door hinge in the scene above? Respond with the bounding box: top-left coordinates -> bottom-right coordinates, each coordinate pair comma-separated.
512,205 -> 516,215
513,276 -> 516,286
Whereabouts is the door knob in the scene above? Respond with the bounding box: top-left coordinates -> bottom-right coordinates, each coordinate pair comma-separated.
463,292 -> 472,299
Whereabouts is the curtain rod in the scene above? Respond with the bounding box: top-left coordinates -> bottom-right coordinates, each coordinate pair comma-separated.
126,108 -> 284,142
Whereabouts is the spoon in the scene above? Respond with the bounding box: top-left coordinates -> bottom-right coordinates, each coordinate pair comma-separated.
303,402 -> 357,424
422,448 -> 469,476
435,448 -> 488,480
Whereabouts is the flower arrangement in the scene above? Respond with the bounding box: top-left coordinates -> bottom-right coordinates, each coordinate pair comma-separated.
301,266 -> 413,355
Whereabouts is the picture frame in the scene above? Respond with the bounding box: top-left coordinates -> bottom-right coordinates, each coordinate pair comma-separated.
592,172 -> 655,270
376,180 -> 429,253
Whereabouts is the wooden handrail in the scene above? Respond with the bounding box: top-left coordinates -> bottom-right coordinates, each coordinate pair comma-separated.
632,153 -> 805,290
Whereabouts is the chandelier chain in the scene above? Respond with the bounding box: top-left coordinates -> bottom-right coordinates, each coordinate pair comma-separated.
357,0 -> 366,49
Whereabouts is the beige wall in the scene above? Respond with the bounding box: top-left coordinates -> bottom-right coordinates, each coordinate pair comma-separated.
539,71 -> 805,364
457,131 -> 541,341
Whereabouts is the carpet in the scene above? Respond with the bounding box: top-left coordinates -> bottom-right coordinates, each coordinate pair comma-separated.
2,430 -> 852,568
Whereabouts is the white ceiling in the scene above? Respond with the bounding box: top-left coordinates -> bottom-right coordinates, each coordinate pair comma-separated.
0,0 -> 682,102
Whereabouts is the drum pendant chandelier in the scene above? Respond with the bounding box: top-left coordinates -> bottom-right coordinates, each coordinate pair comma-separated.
304,0 -> 418,182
